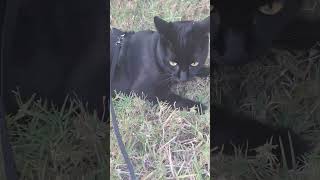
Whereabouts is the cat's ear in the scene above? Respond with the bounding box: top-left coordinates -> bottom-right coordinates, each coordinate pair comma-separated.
196,16 -> 210,34
154,16 -> 172,36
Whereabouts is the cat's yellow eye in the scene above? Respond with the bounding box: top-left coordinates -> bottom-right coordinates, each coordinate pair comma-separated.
169,60 -> 177,66
259,1 -> 283,15
190,61 -> 199,67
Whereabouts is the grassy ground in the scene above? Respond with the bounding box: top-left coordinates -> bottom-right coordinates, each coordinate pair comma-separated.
1,93 -> 108,180
212,47 -> 320,179
110,0 -> 210,179
0,141 -> 5,179
3,1 -> 318,180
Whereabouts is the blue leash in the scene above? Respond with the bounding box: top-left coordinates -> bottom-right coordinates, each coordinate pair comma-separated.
110,30 -> 137,180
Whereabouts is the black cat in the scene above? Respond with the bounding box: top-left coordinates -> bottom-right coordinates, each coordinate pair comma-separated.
1,1 -> 107,179
3,0 -> 107,115
212,0 -> 320,65
110,16 -> 210,111
211,0 -> 316,168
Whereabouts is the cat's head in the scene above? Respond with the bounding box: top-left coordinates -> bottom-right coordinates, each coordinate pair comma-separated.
212,0 -> 289,65
154,16 -> 210,82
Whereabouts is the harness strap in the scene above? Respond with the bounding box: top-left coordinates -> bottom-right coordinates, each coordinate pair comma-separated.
110,30 -> 137,180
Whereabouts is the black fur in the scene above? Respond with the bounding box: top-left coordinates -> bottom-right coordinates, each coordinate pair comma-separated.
212,105 -> 311,168
3,0 -> 107,115
110,16 -> 210,111
212,0 -> 320,65
211,0 -> 319,168
1,1 -> 107,179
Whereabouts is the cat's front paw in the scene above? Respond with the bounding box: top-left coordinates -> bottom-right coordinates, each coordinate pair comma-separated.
174,101 -> 207,114
193,103 -> 207,114
157,94 -> 208,114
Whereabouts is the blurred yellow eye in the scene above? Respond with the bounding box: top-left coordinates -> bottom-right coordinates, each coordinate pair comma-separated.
259,1 -> 283,15
169,60 -> 177,66
191,61 -> 199,67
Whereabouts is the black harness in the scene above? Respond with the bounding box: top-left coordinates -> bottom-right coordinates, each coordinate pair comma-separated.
110,28 -> 137,180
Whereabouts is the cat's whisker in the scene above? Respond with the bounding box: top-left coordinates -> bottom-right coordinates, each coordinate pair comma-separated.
158,76 -> 174,85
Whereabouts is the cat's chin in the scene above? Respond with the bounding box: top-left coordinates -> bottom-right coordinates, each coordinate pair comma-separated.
171,76 -> 195,83
175,78 -> 191,83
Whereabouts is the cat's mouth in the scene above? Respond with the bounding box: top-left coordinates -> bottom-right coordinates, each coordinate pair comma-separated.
169,76 -> 188,83
173,75 -> 192,83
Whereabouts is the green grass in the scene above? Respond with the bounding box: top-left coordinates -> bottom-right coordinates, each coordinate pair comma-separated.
111,0 -> 209,31
110,0 -> 210,179
212,47 -> 320,179
3,1 -> 318,180
0,140 -> 5,180
2,92 -> 108,180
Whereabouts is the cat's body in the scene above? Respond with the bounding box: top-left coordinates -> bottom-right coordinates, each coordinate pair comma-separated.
111,30 -> 164,94
212,105 -> 311,168
1,1 -> 106,179
211,0 -> 317,168
110,16 -> 210,110
110,15 -> 311,168
3,0 -> 107,114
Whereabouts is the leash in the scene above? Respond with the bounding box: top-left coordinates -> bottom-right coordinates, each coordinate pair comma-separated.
110,30 -> 137,180
2,2 -> 137,180
0,0 -> 19,179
